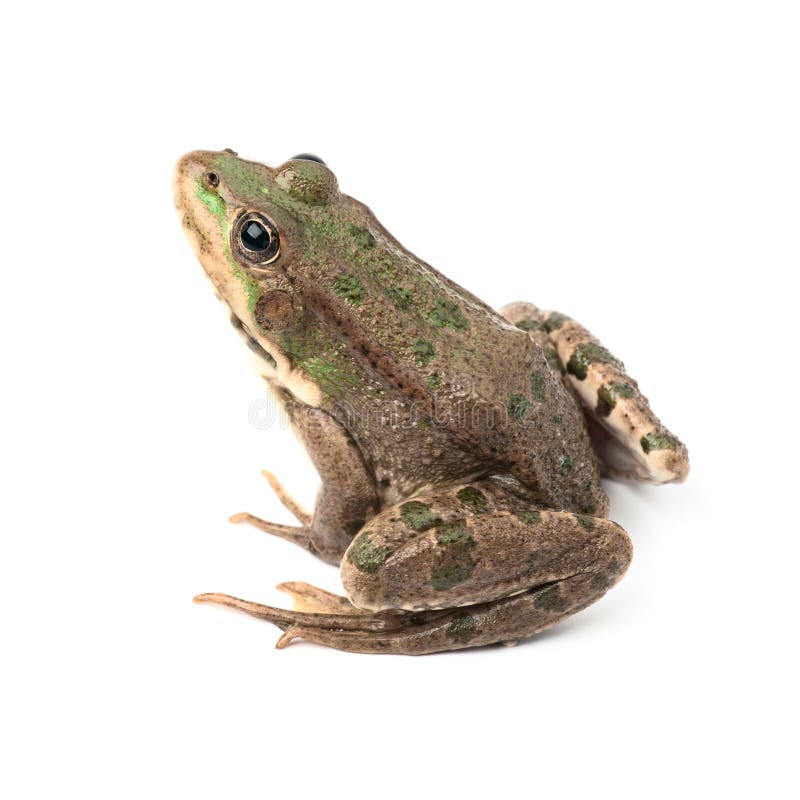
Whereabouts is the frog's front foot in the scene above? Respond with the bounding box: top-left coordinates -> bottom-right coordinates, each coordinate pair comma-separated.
228,470 -> 339,563
228,512 -> 317,554
229,466 -> 372,565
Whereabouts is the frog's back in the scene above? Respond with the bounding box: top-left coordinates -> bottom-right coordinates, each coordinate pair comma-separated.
295,197 -> 605,514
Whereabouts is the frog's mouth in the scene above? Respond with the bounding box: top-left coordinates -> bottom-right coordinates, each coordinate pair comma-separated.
227,309 -> 277,370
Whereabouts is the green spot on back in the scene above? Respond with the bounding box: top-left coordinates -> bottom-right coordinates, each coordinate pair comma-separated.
400,501 -> 440,531
508,393 -> 531,421
333,274 -> 366,305
348,224 -> 375,250
436,520 -> 471,545
641,432 -> 681,454
515,509 -> 541,525
531,372 -> 546,402
346,532 -> 394,573
566,343 -> 621,381
429,299 -> 469,331
456,486 -> 488,515
386,286 -> 414,310
426,373 -> 442,389
411,339 -> 436,366
558,455 -> 573,475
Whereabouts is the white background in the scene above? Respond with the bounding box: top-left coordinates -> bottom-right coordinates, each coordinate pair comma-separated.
2,2 -> 797,798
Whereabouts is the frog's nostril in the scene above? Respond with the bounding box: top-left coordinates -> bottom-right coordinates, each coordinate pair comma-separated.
291,153 -> 326,165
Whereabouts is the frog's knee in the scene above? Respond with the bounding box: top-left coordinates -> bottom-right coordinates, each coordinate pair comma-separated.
562,516 -> 633,597
340,530 -> 400,612
498,301 -> 545,331
600,520 -> 633,576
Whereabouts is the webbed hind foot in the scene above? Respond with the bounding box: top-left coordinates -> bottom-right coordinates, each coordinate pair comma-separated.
500,301 -> 689,483
195,574 -> 620,655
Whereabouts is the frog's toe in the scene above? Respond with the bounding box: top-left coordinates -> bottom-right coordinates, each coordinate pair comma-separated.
260,469 -> 312,526
276,581 -> 362,615
228,511 -> 315,553
193,588 -> 469,653
275,628 -> 303,649
193,591 -> 406,635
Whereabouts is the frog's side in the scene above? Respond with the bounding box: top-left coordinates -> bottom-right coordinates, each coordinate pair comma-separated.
173,150 -> 689,654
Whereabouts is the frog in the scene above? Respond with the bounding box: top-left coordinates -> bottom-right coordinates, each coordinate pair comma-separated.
173,149 -> 689,655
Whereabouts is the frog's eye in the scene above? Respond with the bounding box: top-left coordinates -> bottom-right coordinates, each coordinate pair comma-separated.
232,211 -> 280,268
290,153 -> 326,166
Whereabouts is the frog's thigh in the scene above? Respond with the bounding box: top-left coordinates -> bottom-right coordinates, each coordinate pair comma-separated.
340,486 -> 632,626
499,302 -> 689,484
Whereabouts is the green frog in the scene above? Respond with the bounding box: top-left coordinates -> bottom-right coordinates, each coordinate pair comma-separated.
173,149 -> 689,654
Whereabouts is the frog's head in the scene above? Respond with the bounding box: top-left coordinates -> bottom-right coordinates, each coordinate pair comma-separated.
173,149 -> 349,391
174,149 -> 491,408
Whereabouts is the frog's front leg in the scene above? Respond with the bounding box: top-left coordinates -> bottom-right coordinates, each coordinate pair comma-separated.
200,481 -> 632,654
230,401 -> 379,565
500,302 -> 689,484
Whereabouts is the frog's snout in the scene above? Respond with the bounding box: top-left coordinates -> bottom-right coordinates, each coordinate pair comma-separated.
173,150 -> 211,186
172,150 -> 215,214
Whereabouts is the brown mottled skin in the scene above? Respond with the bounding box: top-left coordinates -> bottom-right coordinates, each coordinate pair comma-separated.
174,150 -> 689,654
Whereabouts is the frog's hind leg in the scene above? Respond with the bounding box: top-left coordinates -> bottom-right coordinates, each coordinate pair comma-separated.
200,481 -> 632,654
326,485 -> 631,654
500,302 -> 689,484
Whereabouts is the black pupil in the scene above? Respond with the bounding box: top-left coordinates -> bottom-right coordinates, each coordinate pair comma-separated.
241,220 -> 270,251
